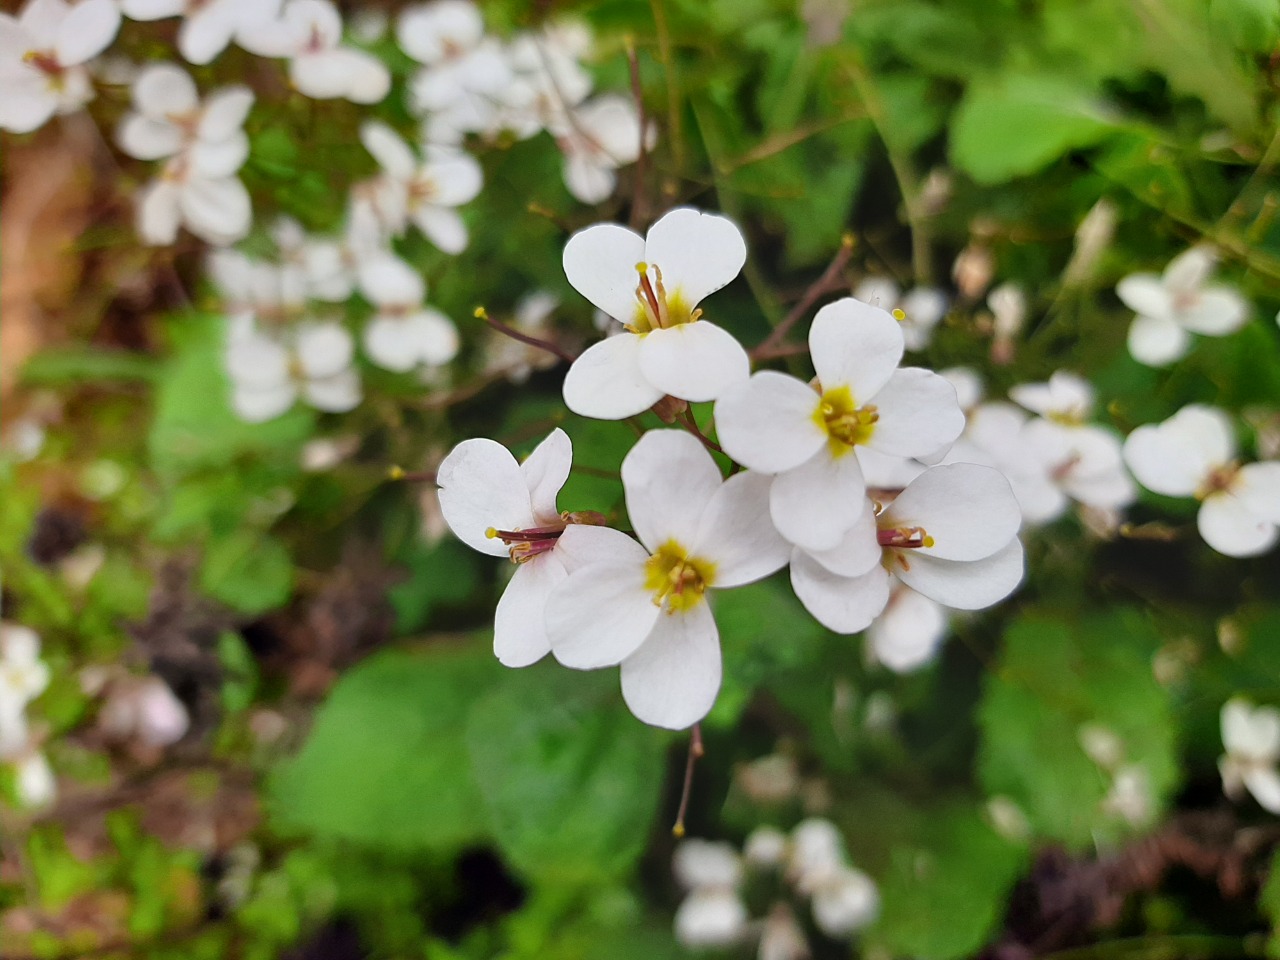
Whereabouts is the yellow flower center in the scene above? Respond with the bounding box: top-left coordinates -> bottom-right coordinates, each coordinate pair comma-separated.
628,262 -> 700,334
643,539 -> 716,613
813,384 -> 878,454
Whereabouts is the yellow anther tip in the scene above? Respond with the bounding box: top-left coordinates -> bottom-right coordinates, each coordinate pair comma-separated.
484,527 -> 498,539
672,823 -> 686,838
892,308 -> 907,322
634,261 -> 649,273
923,536 -> 935,548
473,306 -> 489,320
388,466 -> 406,480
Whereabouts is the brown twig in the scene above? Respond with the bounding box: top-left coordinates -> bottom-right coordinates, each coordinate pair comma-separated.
627,39 -> 649,232
750,233 -> 855,362
475,307 -> 576,364
677,408 -> 725,456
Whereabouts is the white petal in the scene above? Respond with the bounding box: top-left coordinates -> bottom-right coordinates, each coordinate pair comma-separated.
809,297 -> 904,401
341,48 -> 390,103
673,889 -> 748,948
413,205 -> 468,254
561,333 -> 663,420
554,522 -> 650,571
56,0 -> 120,65
297,323 -> 353,379
1222,698 -> 1280,758
303,369 -> 361,412
867,586 -> 948,672
803,499 -> 880,576
1127,313 -> 1190,367
546,562 -> 659,669
563,153 -> 615,203
407,309 -> 458,365
637,322 -> 749,403
620,602 -> 721,730
790,553 -> 890,634
1237,462 -> 1280,524
673,839 -> 743,889
120,0 -> 183,20
361,120 -> 416,178
714,371 -> 826,473
1244,768 -> 1280,814
132,61 -> 197,117
562,222 -> 646,324
865,367 -> 964,460
894,538 -> 1024,609
178,176 -> 252,245
520,427 -> 572,523
364,316 -> 423,372
1123,405 -> 1233,496
137,180 -> 182,245
493,554 -> 565,667
692,471 -> 790,587
1198,493 -> 1277,558
358,252 -> 424,307
1115,273 -> 1172,320
1164,246 -> 1215,292
117,114 -> 182,160
197,85 -> 254,140
436,437 -> 536,556
189,133 -> 250,178
422,149 -> 482,203
622,429 -> 722,552
769,449 -> 867,552
883,463 -> 1021,561
642,207 -> 746,308
233,381 -> 296,422
178,6 -> 237,64
1181,286 -> 1249,335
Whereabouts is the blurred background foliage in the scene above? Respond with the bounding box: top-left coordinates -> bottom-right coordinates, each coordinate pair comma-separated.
3,0 -> 1280,957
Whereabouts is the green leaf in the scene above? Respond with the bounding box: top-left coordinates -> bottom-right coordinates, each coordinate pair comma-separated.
1210,0 -> 1280,52
21,347 -> 158,385
388,538 -> 482,634
466,666 -> 666,882
951,75 -> 1120,184
148,314 -> 311,478
268,645 -> 492,851
977,608 -> 1178,848
199,531 -> 294,616
868,803 -> 1025,960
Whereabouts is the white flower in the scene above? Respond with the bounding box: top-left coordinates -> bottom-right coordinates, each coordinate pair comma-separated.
0,0 -> 120,133
561,207 -> 750,420
866,581 -> 949,673
98,676 -> 190,747
359,121 -> 483,254
544,431 -> 789,729
744,825 -> 789,867
672,839 -> 748,949
1123,404 -> 1280,557
224,316 -> 362,422
14,751 -> 56,807
1117,247 -> 1250,366
787,818 -> 878,937
119,0 -> 278,65
758,904 -> 810,960
1009,371 -> 1095,423
789,464 -> 1024,634
1102,764 -> 1154,828
241,0 -> 390,104
1219,698 -> 1280,813
853,276 -> 948,351
356,254 -> 458,372
436,428 -> 635,667
0,624 -> 50,757
716,297 -> 964,552
557,94 -> 649,204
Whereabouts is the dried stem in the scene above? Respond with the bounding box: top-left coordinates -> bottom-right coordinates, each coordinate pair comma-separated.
672,723 -> 704,838
751,234 -> 855,361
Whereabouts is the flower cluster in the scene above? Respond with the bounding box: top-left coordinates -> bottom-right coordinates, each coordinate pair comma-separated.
1219,698 -> 1280,813
0,623 -> 55,807
438,207 -> 1027,729
672,819 -> 879,953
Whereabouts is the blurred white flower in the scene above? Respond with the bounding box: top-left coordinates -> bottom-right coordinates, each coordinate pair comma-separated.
14,750 -> 56,807
787,818 -> 879,937
866,581 -> 949,673
0,623 -> 51,757
672,838 -> 749,949
853,276 -> 948,351
119,0 -> 278,65
1219,697 -> 1280,813
0,0 -> 120,133
357,253 -> 459,373
224,315 -> 362,422
484,291 -> 561,384
556,95 -> 651,204
1118,247 -> 1249,367
1124,404 -> 1280,557
98,676 -> 190,747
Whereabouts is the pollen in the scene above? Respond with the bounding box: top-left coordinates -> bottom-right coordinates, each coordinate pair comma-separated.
813,384 -> 878,452
643,540 -> 716,614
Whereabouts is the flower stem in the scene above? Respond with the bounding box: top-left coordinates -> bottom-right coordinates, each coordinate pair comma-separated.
672,723 -> 704,838
751,233 -> 855,361
475,307 -> 576,364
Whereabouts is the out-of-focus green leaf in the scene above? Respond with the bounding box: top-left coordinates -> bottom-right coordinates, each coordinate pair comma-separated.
951,75 -> 1120,184
978,607 -> 1178,847
867,803 -> 1025,960
268,645 -> 492,851
1209,0 -> 1280,51
466,666 -> 665,882
389,538 -> 482,634
21,347 -> 159,385
199,530 -> 293,616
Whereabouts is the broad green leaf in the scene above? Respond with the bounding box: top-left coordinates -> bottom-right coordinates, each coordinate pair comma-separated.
978,608 -> 1178,847
951,75 -> 1120,184
466,666 -> 665,882
269,645 -> 492,851
199,530 -> 294,616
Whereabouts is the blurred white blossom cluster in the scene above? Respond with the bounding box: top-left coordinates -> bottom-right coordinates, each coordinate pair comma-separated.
672,820 -> 878,955
0,624 -> 55,808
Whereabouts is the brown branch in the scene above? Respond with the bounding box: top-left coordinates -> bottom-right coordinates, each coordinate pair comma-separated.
672,723 -> 704,837
750,233 -> 855,362
475,307 -> 576,364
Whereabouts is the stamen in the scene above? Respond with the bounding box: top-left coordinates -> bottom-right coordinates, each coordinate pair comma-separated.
877,526 -> 934,549
634,261 -> 666,329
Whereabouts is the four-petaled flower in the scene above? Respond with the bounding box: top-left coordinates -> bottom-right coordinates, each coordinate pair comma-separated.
544,430 -> 788,729
561,207 -> 750,420
1219,697 -> 1280,814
